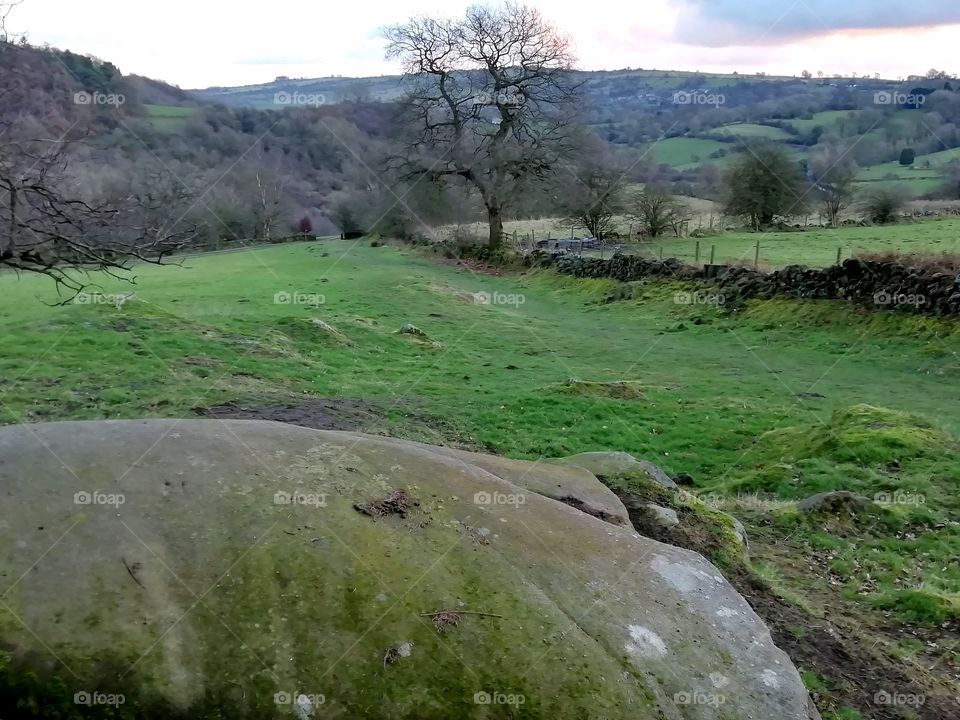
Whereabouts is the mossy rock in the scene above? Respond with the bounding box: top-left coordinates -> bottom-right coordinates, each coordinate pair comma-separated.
377,439 -> 629,525
552,451 -> 678,489
754,404 -> 947,466
565,455 -> 749,570
0,420 -> 817,719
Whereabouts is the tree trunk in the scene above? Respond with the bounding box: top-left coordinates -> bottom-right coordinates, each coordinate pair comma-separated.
487,205 -> 503,249
5,183 -> 15,257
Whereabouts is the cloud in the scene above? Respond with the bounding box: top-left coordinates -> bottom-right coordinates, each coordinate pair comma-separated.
672,0 -> 960,46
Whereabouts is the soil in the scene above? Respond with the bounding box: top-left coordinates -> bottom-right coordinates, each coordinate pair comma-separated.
193,398 -> 385,432
614,486 -> 960,720
437,255 -> 507,275
354,489 -> 420,519
732,568 -> 959,720
192,397 -> 493,453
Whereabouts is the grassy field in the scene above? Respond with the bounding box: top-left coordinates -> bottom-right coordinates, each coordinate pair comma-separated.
624,217 -> 960,267
708,123 -> 793,141
854,148 -> 959,195
643,113 -> 956,199
785,110 -> 856,133
144,103 -> 198,132
647,136 -> 731,168
648,134 -> 948,197
448,216 -> 960,269
1,239 -> 958,717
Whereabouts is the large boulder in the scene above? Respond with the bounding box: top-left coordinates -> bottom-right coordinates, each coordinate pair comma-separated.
553,451 -> 679,489
0,420 -> 818,719
383,440 -> 629,525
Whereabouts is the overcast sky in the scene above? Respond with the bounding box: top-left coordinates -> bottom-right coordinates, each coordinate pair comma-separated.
10,0 -> 960,88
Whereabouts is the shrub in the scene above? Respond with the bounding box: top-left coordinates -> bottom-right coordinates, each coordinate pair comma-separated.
861,185 -> 908,225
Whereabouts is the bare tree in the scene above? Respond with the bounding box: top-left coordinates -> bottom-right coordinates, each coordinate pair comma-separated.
0,132 -> 196,299
253,166 -> 285,242
383,2 -> 578,248
557,137 -> 627,241
809,147 -> 858,227
0,1 -> 21,45
633,186 -> 691,238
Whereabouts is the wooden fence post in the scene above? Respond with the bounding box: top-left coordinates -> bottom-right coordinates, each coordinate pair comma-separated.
754,240 -> 760,269
710,245 -> 716,265
836,247 -> 842,266
695,240 -> 700,264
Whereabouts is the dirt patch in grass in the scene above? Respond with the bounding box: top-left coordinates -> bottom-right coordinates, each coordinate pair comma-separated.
439,256 -> 508,275
192,397 -> 490,452
193,398 -> 387,432
730,567 -> 959,720
610,484 -> 959,720
556,378 -> 648,400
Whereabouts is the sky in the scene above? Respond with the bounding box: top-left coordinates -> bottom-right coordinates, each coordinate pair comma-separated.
8,0 -> 960,88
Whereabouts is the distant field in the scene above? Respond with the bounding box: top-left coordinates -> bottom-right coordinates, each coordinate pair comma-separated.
144,104 -> 197,132
646,126 -> 952,199
854,148 -> 957,195
785,110 -> 856,132
708,123 -> 792,141
857,147 -> 959,181
647,137 -> 731,168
